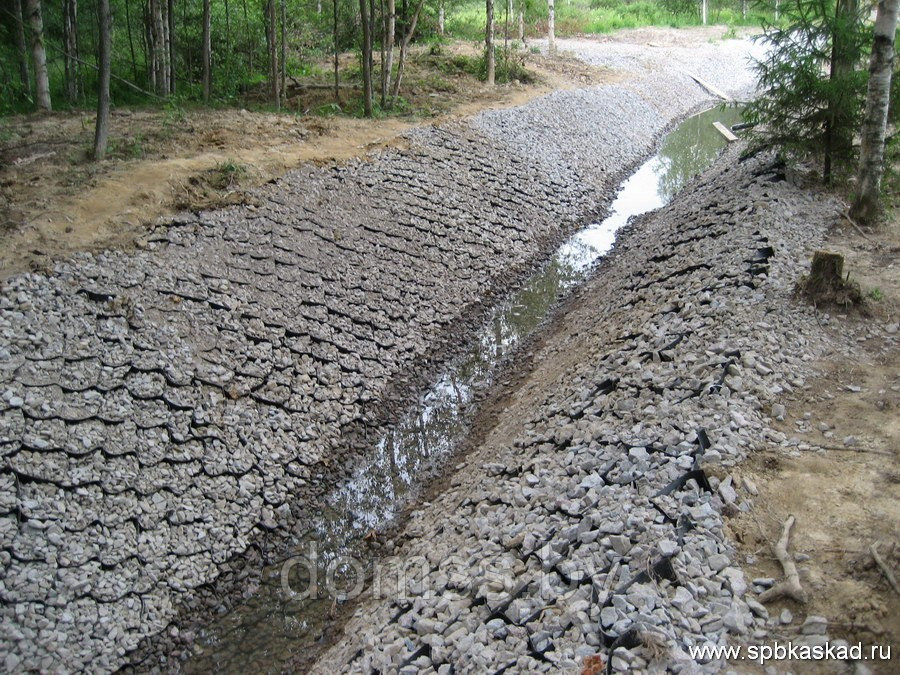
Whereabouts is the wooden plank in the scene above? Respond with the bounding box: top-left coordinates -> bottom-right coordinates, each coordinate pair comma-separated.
684,70 -> 732,101
712,121 -> 739,142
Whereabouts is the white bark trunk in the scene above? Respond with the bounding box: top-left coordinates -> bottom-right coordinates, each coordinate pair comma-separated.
701,0 -> 708,25
548,0 -> 555,52
486,0 -> 495,84
438,3 -> 444,35
26,0 -> 51,111
94,0 -> 111,160
851,0 -> 899,222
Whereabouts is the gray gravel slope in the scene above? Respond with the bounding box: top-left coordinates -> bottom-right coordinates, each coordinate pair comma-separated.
0,37 -> 756,672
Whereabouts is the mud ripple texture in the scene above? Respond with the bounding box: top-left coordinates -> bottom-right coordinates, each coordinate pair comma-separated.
1,39 -> 753,671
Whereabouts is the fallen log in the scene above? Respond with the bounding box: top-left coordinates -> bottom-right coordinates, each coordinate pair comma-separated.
713,121 -> 738,142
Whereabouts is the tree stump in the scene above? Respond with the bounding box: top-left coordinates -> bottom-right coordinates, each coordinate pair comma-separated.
796,250 -> 863,307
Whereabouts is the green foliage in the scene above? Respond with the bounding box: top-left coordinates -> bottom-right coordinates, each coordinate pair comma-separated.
867,287 -> 884,302
211,158 -> 247,189
744,0 -> 870,182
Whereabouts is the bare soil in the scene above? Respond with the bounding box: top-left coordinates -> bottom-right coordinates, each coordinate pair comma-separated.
0,41 -> 613,280
728,216 -> 900,672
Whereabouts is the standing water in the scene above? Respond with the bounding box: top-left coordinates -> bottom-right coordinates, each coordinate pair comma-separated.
183,104 -> 744,672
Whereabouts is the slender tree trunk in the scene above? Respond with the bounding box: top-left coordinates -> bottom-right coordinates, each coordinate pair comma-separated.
382,0 -> 395,106
318,0 -> 322,13
369,0 -> 375,104
333,0 -> 340,104
94,0 -> 111,160
242,0 -> 252,73
850,0 -> 899,223
438,3 -> 445,35
390,0 -> 425,104
265,0 -> 280,107
12,0 -> 30,95
775,0 -> 780,21
280,0 -> 286,100
701,0 -> 708,25
547,0 -> 555,53
167,0 -> 175,94
144,2 -> 154,89
742,0 -> 748,20
26,0 -> 51,111
125,0 -> 140,82
486,0 -> 495,84
824,0 -> 859,184
202,0 -> 211,101
63,0 -> 79,105
518,3 -> 525,42
359,0 -> 373,115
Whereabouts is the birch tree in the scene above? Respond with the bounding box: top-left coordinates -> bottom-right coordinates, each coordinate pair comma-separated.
202,0 -> 211,101
390,0 -> 425,105
382,0 -> 396,107
548,0 -> 555,52
486,0 -> 495,84
94,0 -> 111,160
359,0 -> 373,115
26,0 -> 51,111
850,0 -> 899,223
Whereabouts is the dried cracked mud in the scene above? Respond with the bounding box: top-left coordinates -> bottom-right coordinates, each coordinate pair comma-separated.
1,35 -> 760,672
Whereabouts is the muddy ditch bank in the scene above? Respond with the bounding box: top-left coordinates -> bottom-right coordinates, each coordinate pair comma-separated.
0,41 -> 755,673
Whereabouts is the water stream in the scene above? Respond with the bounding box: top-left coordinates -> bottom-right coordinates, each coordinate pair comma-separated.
183,104 -> 745,672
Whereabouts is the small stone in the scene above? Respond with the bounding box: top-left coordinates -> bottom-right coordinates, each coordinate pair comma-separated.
843,435 -> 858,447
780,608 -> 793,624
747,599 -> 769,620
609,535 -> 632,556
800,615 -> 828,635
658,540 -> 678,557
707,553 -> 729,572
771,403 -> 785,420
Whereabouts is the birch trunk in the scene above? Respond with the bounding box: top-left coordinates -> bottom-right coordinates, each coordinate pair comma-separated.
202,0 -> 211,101
266,0 -> 280,107
382,0 -> 395,107
850,0 -> 899,223
94,0 -> 111,160
701,0 -> 708,25
26,0 -> 51,111
486,0 -> 495,84
333,0 -> 340,104
359,0 -> 373,115
548,0 -> 555,53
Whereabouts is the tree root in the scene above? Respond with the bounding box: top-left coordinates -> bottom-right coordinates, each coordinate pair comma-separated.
759,515 -> 808,604
870,542 -> 900,596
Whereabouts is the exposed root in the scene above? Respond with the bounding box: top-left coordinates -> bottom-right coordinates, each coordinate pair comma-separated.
870,542 -> 900,596
759,515 -> 808,604
795,251 -> 864,308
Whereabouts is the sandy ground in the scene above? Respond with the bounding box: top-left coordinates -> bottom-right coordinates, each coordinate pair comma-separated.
728,219 -> 900,672
0,42 -> 613,281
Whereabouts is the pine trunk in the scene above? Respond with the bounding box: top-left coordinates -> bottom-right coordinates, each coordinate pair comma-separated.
486,0 -> 495,84
94,0 -> 111,160
13,0 -> 30,95
850,0 -> 899,223
63,0 -> 79,106
26,0 -> 51,111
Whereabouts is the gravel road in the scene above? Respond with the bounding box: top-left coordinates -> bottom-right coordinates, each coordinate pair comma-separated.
1,33 -> 757,672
